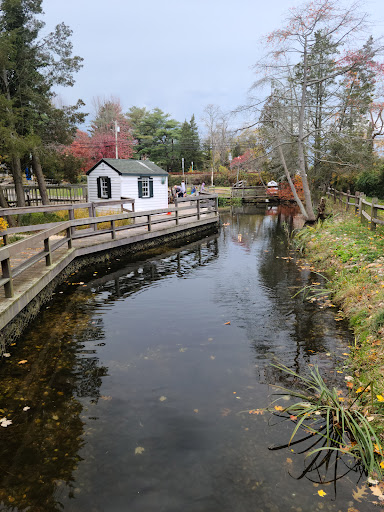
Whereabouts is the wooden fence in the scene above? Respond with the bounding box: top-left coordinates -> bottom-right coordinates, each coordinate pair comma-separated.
1,184 -> 88,206
231,186 -> 269,200
0,195 -> 218,298
327,187 -> 384,231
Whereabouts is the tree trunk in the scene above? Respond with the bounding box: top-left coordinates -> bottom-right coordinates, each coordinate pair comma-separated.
32,149 -> 49,205
297,36 -> 316,222
11,155 -> 25,207
278,144 -> 308,219
0,186 -> 16,227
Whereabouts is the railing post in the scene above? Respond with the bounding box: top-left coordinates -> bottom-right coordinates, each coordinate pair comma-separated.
359,194 -> 365,224
91,203 -> 97,231
68,208 -> 75,236
215,196 -> 218,215
1,258 -> 13,298
346,190 -> 350,211
66,227 -> 72,249
2,234 -> 8,246
355,192 -> 360,214
44,237 -> 52,266
111,219 -> 116,239
370,197 -> 378,231
197,198 -> 200,220
175,204 -> 179,226
147,214 -> 152,232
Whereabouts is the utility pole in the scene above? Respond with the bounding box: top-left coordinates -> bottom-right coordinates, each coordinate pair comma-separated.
114,120 -> 120,159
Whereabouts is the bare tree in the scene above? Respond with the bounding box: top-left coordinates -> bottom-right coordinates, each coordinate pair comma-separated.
247,0 -> 383,221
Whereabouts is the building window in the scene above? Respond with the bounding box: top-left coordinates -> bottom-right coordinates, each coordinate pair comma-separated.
142,177 -> 150,198
138,177 -> 153,198
100,177 -> 109,198
97,176 -> 111,199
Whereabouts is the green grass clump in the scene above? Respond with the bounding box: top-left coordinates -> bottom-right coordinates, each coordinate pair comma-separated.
272,363 -> 384,478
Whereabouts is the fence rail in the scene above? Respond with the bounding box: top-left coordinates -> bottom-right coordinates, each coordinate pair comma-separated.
0,195 -> 218,298
231,186 -> 269,199
1,184 -> 88,206
326,187 -> 384,230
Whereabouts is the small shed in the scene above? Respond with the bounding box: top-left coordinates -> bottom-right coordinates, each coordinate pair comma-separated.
86,158 -> 169,212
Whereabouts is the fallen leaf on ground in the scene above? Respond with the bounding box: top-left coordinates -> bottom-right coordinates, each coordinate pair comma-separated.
352,485 -> 368,502
346,382 -> 354,389
286,458 -> 293,464
22,406 -> 30,411
18,360 -> 28,365
3,353 -> 10,358
377,395 -> 384,402
290,415 -> 297,421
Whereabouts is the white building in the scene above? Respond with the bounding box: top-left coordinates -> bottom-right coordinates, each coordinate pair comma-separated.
86,158 -> 169,212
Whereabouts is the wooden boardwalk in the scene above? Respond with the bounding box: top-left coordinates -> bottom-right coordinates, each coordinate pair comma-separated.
0,196 -> 219,332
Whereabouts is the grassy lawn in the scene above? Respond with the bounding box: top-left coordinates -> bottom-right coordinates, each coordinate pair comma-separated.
295,209 -> 384,430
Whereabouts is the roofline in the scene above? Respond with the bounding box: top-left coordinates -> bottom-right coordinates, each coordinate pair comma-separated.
86,159 -> 122,175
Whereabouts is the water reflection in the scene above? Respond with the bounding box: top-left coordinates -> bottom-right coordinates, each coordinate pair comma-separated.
0,207 -> 373,511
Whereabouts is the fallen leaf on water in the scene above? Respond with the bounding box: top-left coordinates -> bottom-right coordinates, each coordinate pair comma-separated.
274,405 -> 284,411
193,409 -> 199,413
221,408 -> 231,417
210,356 -> 215,360
159,396 -> 167,402
352,485 -> 368,502
290,415 -> 297,421
286,458 -> 293,464
18,360 -> 28,365
100,396 -> 112,401
224,321 -> 231,325
135,446 -> 145,455
249,409 -> 264,415
0,417 -> 12,427
317,490 -> 326,497
179,347 -> 187,352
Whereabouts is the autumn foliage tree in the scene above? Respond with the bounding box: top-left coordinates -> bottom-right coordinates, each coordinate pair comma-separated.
248,0 -> 384,221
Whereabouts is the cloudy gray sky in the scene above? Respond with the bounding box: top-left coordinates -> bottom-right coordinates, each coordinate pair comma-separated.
42,0 -> 384,131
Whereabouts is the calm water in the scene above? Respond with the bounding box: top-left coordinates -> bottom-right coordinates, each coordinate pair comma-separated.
0,207 -> 373,511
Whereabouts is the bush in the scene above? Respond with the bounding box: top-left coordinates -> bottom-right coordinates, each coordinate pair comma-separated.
19,212 -> 63,226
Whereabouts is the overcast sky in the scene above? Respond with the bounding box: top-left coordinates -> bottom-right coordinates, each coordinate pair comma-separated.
42,0 -> 384,132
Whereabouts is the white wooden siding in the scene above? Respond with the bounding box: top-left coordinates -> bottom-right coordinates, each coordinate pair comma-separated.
121,175 -> 168,212
87,162 -> 169,213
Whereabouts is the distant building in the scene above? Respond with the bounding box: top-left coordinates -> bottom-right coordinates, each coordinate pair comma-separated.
86,158 -> 169,212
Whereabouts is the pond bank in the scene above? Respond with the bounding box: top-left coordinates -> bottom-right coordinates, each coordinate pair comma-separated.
294,209 -> 384,437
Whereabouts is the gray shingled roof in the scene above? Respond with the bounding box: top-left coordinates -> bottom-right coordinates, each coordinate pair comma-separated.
87,158 -> 168,176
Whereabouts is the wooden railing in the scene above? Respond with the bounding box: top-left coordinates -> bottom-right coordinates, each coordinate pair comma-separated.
327,187 -> 384,230
0,195 -> 218,298
1,184 -> 88,205
0,199 -> 135,241
231,186 -> 268,199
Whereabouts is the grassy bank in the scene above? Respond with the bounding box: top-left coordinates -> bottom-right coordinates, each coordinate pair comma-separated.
294,210 -> 384,430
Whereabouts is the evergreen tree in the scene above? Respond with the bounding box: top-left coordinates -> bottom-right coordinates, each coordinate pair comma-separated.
179,115 -> 202,171
0,0 -> 83,204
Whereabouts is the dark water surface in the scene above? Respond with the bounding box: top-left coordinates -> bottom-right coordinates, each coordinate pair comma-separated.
0,207 -> 373,511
